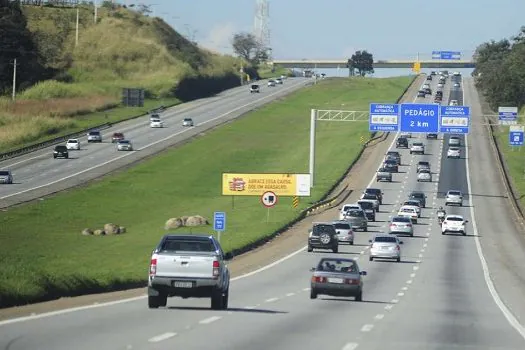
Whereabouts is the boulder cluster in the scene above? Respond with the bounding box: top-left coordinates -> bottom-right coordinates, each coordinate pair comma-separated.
81,223 -> 126,236
165,215 -> 209,230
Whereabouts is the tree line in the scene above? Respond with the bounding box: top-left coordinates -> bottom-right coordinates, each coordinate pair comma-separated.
473,26 -> 525,110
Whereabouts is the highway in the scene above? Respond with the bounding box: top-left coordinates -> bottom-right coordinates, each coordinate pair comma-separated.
0,78 -> 310,208
2,75 -> 525,349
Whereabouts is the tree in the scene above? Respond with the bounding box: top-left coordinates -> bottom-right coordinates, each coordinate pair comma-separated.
231,32 -> 268,65
348,50 -> 374,76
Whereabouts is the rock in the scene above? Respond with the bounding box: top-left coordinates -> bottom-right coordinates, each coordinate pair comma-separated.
185,215 -> 208,227
180,216 -> 189,226
93,229 -> 105,236
165,217 -> 183,230
81,228 -> 93,236
104,223 -> 120,235
119,226 -> 126,234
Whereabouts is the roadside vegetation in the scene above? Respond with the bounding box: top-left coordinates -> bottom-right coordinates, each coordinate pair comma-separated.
0,2 -> 281,153
0,76 -> 414,308
473,26 -> 525,209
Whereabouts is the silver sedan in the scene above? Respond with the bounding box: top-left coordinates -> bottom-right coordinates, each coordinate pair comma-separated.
310,257 -> 367,301
369,234 -> 403,262
417,169 -> 432,182
388,216 -> 414,236
116,140 -> 133,151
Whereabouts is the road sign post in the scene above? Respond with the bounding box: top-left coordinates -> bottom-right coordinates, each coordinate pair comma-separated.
261,191 -> 277,223
509,125 -> 524,146
439,106 -> 470,134
292,196 -> 299,208
369,103 -> 400,132
498,107 -> 518,125
399,103 -> 439,133
213,211 -> 226,243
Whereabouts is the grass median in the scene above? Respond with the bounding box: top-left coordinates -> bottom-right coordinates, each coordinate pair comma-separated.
0,76 -> 414,307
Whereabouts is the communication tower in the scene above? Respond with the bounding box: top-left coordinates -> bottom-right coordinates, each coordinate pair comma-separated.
253,0 -> 271,58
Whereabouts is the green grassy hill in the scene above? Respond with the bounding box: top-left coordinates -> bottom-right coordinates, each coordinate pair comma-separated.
0,3 -> 278,152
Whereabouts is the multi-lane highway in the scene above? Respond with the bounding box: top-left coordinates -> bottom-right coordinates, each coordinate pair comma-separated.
2,75 -> 525,349
0,78 -> 310,208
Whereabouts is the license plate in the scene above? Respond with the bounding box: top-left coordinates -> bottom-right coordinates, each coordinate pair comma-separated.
173,281 -> 193,288
327,278 -> 344,284
381,246 -> 389,250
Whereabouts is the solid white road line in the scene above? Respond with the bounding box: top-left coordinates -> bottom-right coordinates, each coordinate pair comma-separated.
463,80 -> 525,339
148,332 -> 177,343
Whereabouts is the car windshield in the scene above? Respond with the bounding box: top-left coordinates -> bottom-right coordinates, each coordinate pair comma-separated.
152,119 -> 161,122
401,208 -> 415,213
317,259 -> 357,273
378,168 -> 389,172
413,143 -> 423,146
404,201 -> 419,206
451,137 -> 459,140
366,189 -> 380,195
419,170 -> 430,174
410,193 -> 424,198
362,194 -> 376,200
89,132 -> 100,135
385,160 -> 396,165
393,216 -> 411,223
447,217 -> 464,221
251,85 -> 258,88
0,171 -> 9,176
68,140 -> 78,143
184,118 -> 192,121
418,162 -> 429,166
358,201 -> 374,209
345,210 -> 363,217
333,223 -> 351,230
387,153 -> 399,157
374,236 -> 397,243
448,191 -> 461,196
312,224 -> 335,236
449,147 -> 460,151
55,146 -> 67,150
160,238 -> 215,252
119,141 -> 130,144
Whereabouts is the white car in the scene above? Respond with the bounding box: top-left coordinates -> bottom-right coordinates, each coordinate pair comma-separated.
66,139 -> 80,150
417,169 -> 432,182
437,83 -> 444,88
447,147 -> 461,158
116,140 -> 133,151
449,99 -> 459,106
453,83 -> 460,88
275,78 -> 283,84
339,203 -> 363,220
410,142 -> 425,155
268,80 -> 276,87
449,136 -> 461,146
332,220 -> 354,245
402,200 -> 421,217
87,131 -> 102,143
397,206 -> 418,223
150,118 -> 164,128
442,215 -> 468,235
182,118 -> 194,127
422,83 -> 430,89
445,190 -> 463,206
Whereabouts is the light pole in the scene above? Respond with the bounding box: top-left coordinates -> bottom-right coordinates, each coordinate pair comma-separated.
11,58 -> 18,101
94,0 -> 98,24
75,6 -> 79,46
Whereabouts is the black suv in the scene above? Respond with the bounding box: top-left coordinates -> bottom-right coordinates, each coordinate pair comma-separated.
426,133 -> 438,139
308,223 -> 339,253
357,200 -> 376,221
426,75 -> 432,81
53,145 -> 69,159
396,137 -> 408,148
409,191 -> 427,208
386,151 -> 401,165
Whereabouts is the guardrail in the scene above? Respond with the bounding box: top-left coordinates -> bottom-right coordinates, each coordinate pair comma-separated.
0,105 -> 172,162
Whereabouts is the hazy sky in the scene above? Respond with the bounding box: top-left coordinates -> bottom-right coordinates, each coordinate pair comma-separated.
137,0 -> 525,61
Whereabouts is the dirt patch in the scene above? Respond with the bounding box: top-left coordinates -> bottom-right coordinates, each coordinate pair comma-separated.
0,75 -> 423,321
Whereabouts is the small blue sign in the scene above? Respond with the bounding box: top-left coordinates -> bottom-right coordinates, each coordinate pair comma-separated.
399,103 -> 440,133
369,103 -> 400,132
213,212 -> 226,231
498,107 -> 518,125
509,130 -> 524,146
439,106 -> 470,134
432,51 -> 461,60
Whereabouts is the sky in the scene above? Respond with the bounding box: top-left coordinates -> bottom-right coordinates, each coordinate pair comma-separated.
127,0 -> 525,77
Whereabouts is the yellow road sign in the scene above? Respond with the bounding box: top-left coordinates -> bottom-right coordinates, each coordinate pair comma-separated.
412,61 -> 421,73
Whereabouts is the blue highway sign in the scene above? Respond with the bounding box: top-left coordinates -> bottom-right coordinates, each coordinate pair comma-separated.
432,51 -> 461,60
439,106 -> 470,134
369,103 -> 400,132
498,106 -> 518,125
400,103 -> 439,133
509,126 -> 524,146
213,211 -> 226,231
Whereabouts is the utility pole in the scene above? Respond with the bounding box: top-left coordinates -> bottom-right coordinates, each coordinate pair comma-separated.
11,58 -> 18,101
75,7 -> 79,46
94,0 -> 98,24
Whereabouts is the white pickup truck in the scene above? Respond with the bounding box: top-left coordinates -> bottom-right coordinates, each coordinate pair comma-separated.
148,234 -> 233,309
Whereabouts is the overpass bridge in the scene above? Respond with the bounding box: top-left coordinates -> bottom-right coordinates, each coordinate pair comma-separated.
271,59 -> 476,69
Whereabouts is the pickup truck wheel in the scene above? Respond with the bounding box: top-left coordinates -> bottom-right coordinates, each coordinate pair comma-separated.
310,289 -> 317,299
148,296 -> 160,309
211,289 -> 224,310
307,246 -> 313,252
222,289 -> 229,310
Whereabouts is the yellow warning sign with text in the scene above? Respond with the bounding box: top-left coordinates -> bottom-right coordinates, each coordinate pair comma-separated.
222,173 -> 311,196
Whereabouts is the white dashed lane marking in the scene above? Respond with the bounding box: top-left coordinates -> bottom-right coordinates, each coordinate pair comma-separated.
199,316 -> 222,324
286,292 -> 295,297
361,324 -> 374,332
342,342 -> 359,350
148,332 -> 177,343
374,314 -> 385,320
265,297 -> 278,303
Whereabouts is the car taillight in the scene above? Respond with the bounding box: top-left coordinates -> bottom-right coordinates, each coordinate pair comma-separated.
212,260 -> 220,278
311,276 -> 326,283
149,258 -> 157,276
407,223 -> 412,227
345,278 -> 359,285
390,223 -> 397,227
396,245 -> 401,251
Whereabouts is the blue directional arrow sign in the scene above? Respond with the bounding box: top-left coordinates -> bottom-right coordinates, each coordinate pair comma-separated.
213,212 -> 226,231
399,103 -> 440,133
509,126 -> 524,146
439,106 -> 470,134
369,103 -> 400,132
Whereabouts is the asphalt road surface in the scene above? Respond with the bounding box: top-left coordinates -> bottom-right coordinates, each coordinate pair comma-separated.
0,78 -> 310,208
2,75 -> 525,349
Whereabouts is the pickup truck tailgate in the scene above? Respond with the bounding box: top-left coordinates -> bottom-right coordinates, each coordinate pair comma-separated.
156,253 -> 216,279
